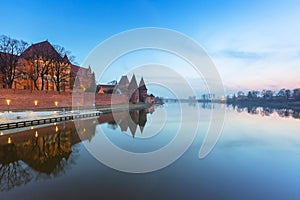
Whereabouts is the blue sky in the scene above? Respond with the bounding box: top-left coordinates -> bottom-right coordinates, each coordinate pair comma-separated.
1,0 -> 300,96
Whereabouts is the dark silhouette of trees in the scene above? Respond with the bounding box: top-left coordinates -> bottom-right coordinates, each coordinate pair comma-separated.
21,44 -> 57,90
0,35 -> 28,89
50,61 -> 71,92
293,88 -> 300,100
21,43 -> 74,92
50,45 -> 73,92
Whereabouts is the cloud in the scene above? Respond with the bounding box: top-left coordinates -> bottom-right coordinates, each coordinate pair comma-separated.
196,2 -> 300,93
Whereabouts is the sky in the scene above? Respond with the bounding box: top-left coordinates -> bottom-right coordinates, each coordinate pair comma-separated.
1,0 -> 300,97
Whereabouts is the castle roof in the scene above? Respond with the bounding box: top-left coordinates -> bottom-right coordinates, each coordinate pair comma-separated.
138,77 -> 147,90
119,75 -> 129,86
21,40 -> 61,60
70,65 -> 89,77
63,54 -> 70,63
128,121 -> 137,138
128,74 -> 138,90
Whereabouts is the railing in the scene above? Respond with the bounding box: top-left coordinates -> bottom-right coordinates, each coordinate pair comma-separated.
0,112 -> 101,130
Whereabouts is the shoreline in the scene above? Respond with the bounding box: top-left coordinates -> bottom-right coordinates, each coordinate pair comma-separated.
0,103 -> 157,131
225,100 -> 300,111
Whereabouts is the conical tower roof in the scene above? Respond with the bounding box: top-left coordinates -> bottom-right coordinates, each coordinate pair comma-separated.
139,77 -> 147,90
119,75 -> 129,86
128,74 -> 138,90
129,120 -> 137,138
139,125 -> 144,133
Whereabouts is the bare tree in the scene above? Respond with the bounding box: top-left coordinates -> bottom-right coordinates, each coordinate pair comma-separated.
50,45 -> 73,92
0,35 -> 28,89
21,41 -> 60,90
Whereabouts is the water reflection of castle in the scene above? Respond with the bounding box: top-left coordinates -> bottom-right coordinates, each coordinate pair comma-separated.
102,106 -> 155,137
0,106 -> 154,191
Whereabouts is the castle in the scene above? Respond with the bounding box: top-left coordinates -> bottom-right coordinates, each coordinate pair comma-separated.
0,40 -> 155,108
0,41 -> 95,92
97,74 -> 155,104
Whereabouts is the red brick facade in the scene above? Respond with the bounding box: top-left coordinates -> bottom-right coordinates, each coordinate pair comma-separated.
0,89 -> 128,111
1,41 -> 95,92
97,74 -> 152,104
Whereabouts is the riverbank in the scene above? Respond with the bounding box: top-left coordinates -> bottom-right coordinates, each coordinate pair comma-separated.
226,99 -> 300,111
0,103 -> 156,131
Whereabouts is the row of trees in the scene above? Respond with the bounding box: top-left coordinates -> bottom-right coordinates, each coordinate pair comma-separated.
21,43 -> 74,91
229,88 -> 300,101
0,35 -> 75,91
0,35 -> 28,89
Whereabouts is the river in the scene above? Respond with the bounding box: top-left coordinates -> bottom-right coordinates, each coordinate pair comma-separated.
1,103 -> 300,199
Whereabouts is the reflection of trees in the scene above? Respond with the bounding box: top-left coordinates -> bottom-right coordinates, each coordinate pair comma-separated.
201,103 -> 214,109
229,105 -> 300,119
199,102 -> 300,119
0,108 -> 154,192
292,110 -> 300,119
8,130 -> 74,175
0,143 -> 33,191
0,161 -> 32,192
0,118 -> 97,192
107,122 -> 118,130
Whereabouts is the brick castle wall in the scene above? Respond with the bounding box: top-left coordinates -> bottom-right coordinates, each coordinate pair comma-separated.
0,89 -> 128,111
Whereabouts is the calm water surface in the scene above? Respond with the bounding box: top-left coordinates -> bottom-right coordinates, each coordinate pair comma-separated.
1,103 -> 300,200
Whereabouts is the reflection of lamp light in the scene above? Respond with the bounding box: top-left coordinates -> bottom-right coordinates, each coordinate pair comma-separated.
55,101 -> 58,107
34,100 -> 38,111
8,137 -> 12,144
55,126 -> 59,132
35,131 -> 38,138
6,99 -> 11,112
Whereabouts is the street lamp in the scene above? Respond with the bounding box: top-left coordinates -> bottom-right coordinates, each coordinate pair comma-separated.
6,99 -> 11,112
54,101 -> 58,107
34,100 -> 38,111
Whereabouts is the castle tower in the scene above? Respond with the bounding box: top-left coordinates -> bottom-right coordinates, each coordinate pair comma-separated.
128,74 -> 139,103
138,77 -> 148,102
117,75 -> 129,95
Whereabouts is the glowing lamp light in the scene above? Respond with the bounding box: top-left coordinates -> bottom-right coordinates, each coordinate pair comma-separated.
54,101 -> 58,106
34,100 -> 38,106
0,132 -> 3,136
6,99 -> 11,112
35,131 -> 38,138
8,137 -> 12,144
6,99 -> 11,106
55,126 -> 59,132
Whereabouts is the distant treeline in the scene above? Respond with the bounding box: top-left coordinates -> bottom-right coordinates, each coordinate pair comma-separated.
226,88 -> 300,109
